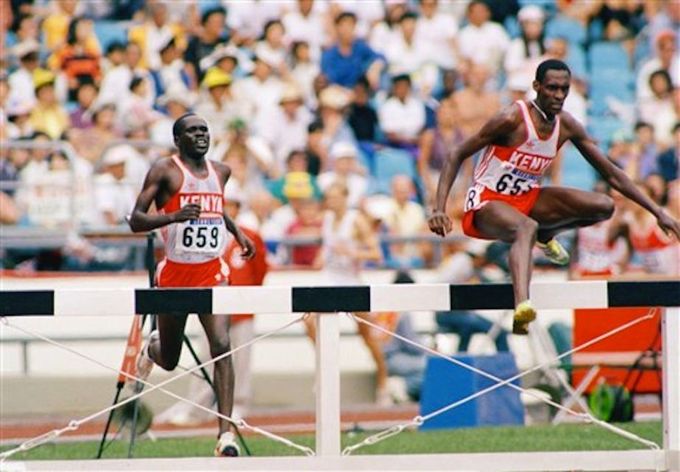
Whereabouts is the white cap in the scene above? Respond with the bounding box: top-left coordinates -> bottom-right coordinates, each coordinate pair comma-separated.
12,40 -> 40,59
518,5 -> 545,23
157,84 -> 195,108
253,43 -> 280,68
319,85 -> 352,110
329,141 -> 357,160
101,145 -> 130,166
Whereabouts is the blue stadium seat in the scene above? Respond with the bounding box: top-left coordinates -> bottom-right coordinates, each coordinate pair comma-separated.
566,43 -> 587,79
504,16 -> 520,39
588,41 -> 630,72
94,21 -> 128,50
587,117 -> 628,151
560,144 -> 597,191
546,15 -> 587,46
371,147 -> 417,195
588,68 -> 634,116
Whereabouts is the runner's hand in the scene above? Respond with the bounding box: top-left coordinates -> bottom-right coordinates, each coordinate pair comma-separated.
428,209 -> 452,237
172,204 -> 202,223
657,211 -> 680,241
239,235 -> 255,260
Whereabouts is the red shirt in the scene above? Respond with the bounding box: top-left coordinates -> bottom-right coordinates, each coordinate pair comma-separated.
223,226 -> 268,323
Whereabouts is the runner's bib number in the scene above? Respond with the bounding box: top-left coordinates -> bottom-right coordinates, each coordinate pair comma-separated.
176,219 -> 224,254
493,173 -> 532,196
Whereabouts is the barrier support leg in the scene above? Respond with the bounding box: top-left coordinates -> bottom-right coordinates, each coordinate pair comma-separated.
315,312 -> 341,457
663,307 -> 680,470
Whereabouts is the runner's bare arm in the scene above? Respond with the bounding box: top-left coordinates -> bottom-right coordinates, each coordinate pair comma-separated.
429,107 -> 519,236
564,113 -> 680,240
213,161 -> 255,259
128,160 -> 200,232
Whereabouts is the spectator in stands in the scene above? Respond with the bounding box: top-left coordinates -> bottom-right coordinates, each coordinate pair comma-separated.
41,0 -> 80,51
120,75 -> 162,135
303,120 -> 326,175
369,0 -> 408,56
70,101 -> 120,163
184,6 -> 229,85
69,79 -> 97,129
318,141 -> 367,208
1,136 -> 32,197
633,121 -> 660,179
638,70 -> 677,148
433,240 -> 510,353
149,36 -> 191,98
49,16 -> 101,101
94,147 -> 136,226
284,197 -> 323,267
10,13 -> 39,52
418,99 -> 464,203
290,41 -> 320,108
457,0 -> 509,79
150,84 -> 194,148
224,0 -> 286,46
504,5 -> 546,91
318,84 -> 357,152
29,69 -> 68,140
8,40 -> 41,106
270,151 -> 322,204
101,41 -> 126,73
382,175 -> 426,268
255,83 -> 313,171
378,74 -> 426,153
449,63 -> 501,139
637,30 -> 679,101
656,122 -> 679,182
232,53 -> 284,123
593,0 -> 644,41
0,190 -> 20,225
219,117 -> 276,180
254,20 -> 288,75
416,0 -> 459,71
262,171 -> 319,241
607,128 -> 637,177
282,0 -> 328,61
384,11 -> 438,96
128,2 -> 185,70
7,102 -> 34,140
99,41 -> 150,107
194,67 -> 235,139
321,11 -> 385,90
348,77 -> 379,143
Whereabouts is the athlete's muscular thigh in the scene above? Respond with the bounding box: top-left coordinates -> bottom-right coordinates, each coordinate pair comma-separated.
474,201 -> 535,242
530,187 -> 612,227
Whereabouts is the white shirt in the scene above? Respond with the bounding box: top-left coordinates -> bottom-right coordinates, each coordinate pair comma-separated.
255,105 -> 313,170
8,68 -> 36,107
636,55 -> 680,100
330,0 -> 384,38
504,38 -> 543,87
384,30 -> 432,76
94,173 -> 137,224
291,62 -> 321,107
232,75 -> 284,123
144,23 -> 176,70
378,95 -> 426,140
223,0 -> 288,41
458,22 -> 510,74
416,12 -> 459,69
261,204 -> 296,240
317,172 -> 368,208
282,7 -> 328,60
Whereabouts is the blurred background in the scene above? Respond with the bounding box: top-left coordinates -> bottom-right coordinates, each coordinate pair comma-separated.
0,0 -> 678,436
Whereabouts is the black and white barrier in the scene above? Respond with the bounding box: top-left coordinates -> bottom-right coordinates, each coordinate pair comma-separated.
1,280 -> 678,471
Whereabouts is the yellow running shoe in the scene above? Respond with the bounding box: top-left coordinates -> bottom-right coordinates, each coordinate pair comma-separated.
537,239 -> 570,266
513,300 -> 537,335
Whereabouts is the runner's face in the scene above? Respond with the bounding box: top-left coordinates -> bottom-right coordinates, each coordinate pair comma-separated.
177,116 -> 210,158
535,70 -> 570,115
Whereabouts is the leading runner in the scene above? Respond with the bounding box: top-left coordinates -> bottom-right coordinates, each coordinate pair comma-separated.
128,113 -> 254,456
428,59 -> 680,334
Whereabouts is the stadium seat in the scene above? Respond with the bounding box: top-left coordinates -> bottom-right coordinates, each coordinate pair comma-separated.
94,21 -> 128,50
566,43 -> 587,79
504,16 -> 520,39
371,147 -> 417,195
587,117 -> 628,151
560,144 -> 597,191
588,41 -> 630,72
546,15 -> 587,46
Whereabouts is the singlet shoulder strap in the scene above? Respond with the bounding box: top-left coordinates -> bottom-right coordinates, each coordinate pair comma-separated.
206,159 -> 224,190
516,100 -> 538,141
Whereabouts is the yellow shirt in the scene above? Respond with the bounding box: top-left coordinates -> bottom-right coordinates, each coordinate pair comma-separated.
42,12 -> 100,54
30,103 -> 69,139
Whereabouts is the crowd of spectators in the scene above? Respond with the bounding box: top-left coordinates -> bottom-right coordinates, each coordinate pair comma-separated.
0,0 -> 678,275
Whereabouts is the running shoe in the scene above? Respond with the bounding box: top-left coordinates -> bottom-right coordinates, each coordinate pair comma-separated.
214,431 -> 240,457
135,330 -> 158,383
513,300 -> 537,335
537,239 -> 570,266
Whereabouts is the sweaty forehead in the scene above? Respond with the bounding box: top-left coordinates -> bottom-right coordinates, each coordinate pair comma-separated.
180,116 -> 208,131
542,70 -> 570,85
